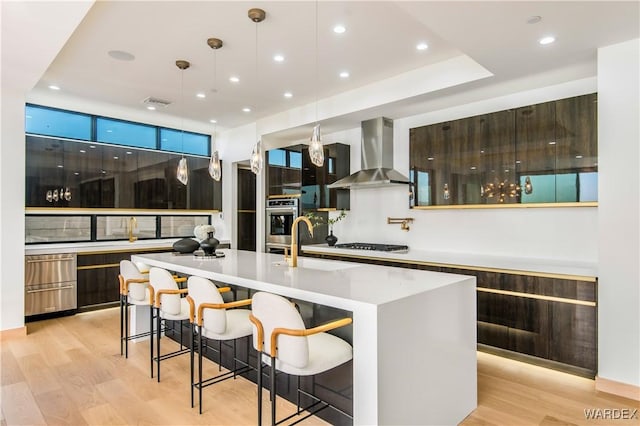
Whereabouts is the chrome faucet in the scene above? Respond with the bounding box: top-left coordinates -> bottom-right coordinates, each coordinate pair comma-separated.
128,216 -> 137,243
290,216 -> 313,267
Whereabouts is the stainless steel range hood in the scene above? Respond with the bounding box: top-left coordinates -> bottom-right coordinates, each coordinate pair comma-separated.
328,117 -> 410,189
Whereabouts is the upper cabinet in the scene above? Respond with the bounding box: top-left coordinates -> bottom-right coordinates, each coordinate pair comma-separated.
24,104 -> 221,211
25,136 -> 222,210
409,93 -> 598,207
267,143 -> 350,210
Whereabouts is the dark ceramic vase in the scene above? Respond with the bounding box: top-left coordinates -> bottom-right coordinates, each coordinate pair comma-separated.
173,238 -> 200,254
200,231 -> 220,256
326,230 -> 338,247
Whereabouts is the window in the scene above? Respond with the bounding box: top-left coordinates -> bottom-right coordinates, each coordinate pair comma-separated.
96,117 -> 156,149
268,149 -> 287,167
25,105 -> 91,140
160,128 -> 209,156
289,151 -> 302,169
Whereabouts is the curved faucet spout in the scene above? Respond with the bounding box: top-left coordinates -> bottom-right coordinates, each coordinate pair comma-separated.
290,216 -> 313,267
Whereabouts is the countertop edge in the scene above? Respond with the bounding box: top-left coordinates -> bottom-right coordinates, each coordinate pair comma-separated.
301,245 -> 598,281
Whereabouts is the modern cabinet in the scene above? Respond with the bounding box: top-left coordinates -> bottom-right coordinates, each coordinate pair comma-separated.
304,251 -> 597,378
76,247 -> 172,310
267,143 -> 350,210
410,93 -> 598,207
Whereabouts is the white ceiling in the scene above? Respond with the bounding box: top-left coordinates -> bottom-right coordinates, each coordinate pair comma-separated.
28,1 -> 640,137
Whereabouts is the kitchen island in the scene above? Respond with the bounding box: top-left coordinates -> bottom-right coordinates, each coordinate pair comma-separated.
132,249 -> 477,425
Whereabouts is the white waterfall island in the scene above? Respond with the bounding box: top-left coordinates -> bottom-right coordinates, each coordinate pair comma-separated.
132,250 -> 477,425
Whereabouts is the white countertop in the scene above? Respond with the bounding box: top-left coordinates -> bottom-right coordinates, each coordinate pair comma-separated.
131,249 -> 477,424
25,238 -> 230,256
132,249 -> 474,309
301,244 -> 598,279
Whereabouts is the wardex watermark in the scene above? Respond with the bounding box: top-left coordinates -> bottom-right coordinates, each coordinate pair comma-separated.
584,408 -> 638,420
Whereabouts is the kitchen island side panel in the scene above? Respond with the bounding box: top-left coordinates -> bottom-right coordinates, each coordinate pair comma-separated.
377,276 -> 477,425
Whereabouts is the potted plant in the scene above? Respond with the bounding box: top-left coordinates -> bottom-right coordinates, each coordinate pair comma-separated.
305,210 -> 347,246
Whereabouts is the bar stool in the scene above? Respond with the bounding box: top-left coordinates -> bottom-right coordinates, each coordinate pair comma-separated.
186,276 -> 253,414
119,260 -> 152,358
148,267 -> 190,381
249,291 -> 353,425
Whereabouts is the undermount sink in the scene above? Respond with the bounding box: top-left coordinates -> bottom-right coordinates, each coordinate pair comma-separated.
272,258 -> 359,272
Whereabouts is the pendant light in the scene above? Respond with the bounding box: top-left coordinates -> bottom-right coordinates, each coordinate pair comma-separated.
176,59 -> 190,186
207,37 -> 223,181
248,8 -> 265,175
308,0 -> 324,167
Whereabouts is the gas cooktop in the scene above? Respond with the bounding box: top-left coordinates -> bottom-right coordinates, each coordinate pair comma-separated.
334,242 -> 409,252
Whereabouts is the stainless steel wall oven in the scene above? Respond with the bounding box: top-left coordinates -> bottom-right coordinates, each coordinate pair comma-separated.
265,198 -> 299,252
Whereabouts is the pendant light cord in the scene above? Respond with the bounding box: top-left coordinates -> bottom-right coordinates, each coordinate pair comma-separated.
315,0 -> 319,124
180,67 -> 185,159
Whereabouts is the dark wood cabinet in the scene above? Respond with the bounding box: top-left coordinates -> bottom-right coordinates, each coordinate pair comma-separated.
307,252 -> 597,377
267,143 -> 350,210
410,93 -> 598,206
237,168 -> 256,251
77,248 -> 171,310
25,136 -> 222,210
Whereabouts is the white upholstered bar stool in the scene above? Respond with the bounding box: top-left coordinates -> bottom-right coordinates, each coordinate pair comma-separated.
249,291 -> 353,425
119,260 -> 152,358
149,267 -> 190,382
186,276 -> 253,414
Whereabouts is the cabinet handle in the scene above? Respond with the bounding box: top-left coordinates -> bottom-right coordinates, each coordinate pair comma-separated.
26,285 -> 75,294
26,257 -> 75,264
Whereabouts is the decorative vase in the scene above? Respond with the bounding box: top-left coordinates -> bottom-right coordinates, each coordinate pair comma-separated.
326,230 -> 338,247
173,238 -> 200,254
200,231 -> 219,256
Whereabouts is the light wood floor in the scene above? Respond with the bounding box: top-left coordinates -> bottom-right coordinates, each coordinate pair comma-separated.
1,308 -> 638,426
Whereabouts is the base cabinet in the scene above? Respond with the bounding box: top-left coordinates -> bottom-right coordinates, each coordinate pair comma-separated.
77,248 -> 172,310
306,252 -> 597,377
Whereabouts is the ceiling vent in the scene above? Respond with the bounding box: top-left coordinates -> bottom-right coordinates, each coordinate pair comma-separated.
142,96 -> 171,108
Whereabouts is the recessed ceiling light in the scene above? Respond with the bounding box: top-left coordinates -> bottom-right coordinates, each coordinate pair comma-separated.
79,149 -> 86,153
74,172 -> 80,176
575,155 -> 583,159
106,129 -> 113,133
416,42 -> 429,51
539,36 -> 556,45
108,50 -> 135,61
196,93 -> 206,98
210,119 -> 217,124
48,85 -> 60,90
548,141 -> 556,145
273,54 -> 284,62
89,145 -> 96,149
284,92 -> 293,98
505,169 -> 510,172
333,25 -> 346,34
126,151 -> 132,155
147,106 -> 156,111
427,157 -> 434,161
57,165 -> 64,168
339,71 -> 349,78
101,170 -> 107,174
113,156 -> 119,160
229,76 -> 240,83
242,107 -> 251,112
480,150 -> 485,154
516,160 -> 521,164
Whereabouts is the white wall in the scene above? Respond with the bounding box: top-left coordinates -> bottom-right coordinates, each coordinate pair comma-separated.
1,1 -> 94,332
330,78 -> 599,263
597,39 -> 640,388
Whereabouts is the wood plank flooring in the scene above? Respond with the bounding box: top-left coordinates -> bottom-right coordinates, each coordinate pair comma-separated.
2,308 -> 638,425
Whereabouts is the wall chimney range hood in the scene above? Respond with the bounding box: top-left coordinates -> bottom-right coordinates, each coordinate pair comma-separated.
328,117 -> 411,189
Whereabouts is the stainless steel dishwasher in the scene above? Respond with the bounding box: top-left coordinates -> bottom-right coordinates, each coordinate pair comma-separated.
25,253 -> 77,316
